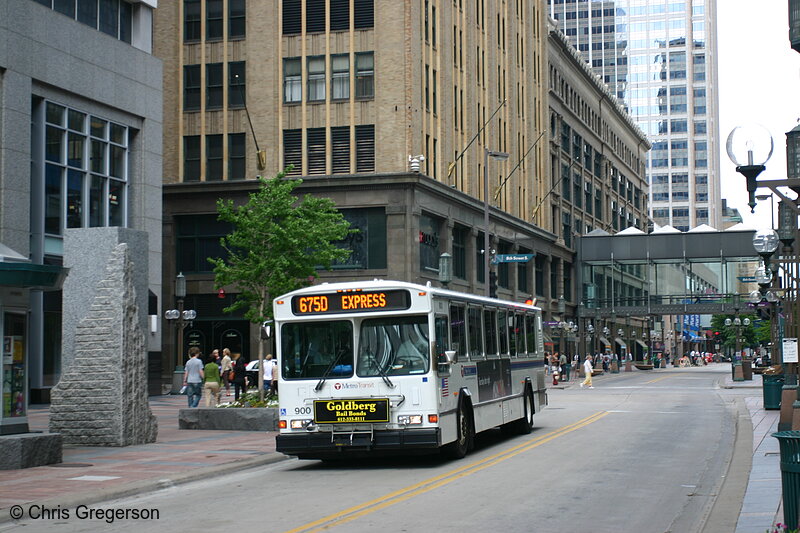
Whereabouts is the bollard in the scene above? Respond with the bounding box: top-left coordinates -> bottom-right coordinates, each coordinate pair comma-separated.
773,431 -> 800,530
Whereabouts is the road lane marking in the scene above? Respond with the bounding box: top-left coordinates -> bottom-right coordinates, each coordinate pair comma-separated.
283,411 -> 609,533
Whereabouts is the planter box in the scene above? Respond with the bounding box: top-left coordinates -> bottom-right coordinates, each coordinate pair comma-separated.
634,364 -> 654,370
178,408 -> 278,431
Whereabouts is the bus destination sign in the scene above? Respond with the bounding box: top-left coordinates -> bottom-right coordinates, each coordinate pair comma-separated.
291,289 -> 410,316
314,398 -> 390,424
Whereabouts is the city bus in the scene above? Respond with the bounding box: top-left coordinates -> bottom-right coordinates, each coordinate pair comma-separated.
273,280 -> 547,460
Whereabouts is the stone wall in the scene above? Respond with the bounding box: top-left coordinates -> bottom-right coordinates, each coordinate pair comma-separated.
50,243 -> 157,446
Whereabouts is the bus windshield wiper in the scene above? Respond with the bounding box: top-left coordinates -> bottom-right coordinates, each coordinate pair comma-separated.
364,351 -> 395,389
315,350 -> 346,392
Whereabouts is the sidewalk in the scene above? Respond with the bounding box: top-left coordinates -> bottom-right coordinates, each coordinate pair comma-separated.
0,368 -> 786,531
0,395 -> 284,523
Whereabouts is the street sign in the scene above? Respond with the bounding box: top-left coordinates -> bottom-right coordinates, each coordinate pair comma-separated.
543,321 -> 560,327
493,254 -> 535,263
784,338 -> 798,363
738,276 -> 756,283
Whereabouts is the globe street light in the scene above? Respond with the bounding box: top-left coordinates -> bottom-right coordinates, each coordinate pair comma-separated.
726,124 -> 774,212
165,272 -> 198,393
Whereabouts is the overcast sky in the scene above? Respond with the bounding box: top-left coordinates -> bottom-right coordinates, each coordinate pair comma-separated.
717,1 -> 800,229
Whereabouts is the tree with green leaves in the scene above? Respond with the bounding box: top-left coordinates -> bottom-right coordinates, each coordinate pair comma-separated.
209,170 -> 354,397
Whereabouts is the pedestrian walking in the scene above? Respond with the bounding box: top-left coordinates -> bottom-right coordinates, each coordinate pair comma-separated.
580,355 -> 594,389
183,347 -> 204,407
231,354 -> 248,401
220,347 -> 233,396
560,352 -> 569,381
203,353 -> 222,407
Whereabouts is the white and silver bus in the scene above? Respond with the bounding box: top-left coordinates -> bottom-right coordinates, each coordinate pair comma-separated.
273,280 -> 547,460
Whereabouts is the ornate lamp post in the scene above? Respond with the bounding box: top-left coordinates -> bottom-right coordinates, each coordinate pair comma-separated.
726,123 -> 773,213
165,273 -> 197,394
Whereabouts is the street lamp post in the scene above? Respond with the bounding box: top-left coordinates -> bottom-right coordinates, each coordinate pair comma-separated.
165,273 -> 197,394
484,148 -> 509,297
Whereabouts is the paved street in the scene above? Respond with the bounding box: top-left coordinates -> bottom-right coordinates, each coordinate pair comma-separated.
0,364 -> 784,533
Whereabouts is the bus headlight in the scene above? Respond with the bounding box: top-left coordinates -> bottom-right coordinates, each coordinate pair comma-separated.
397,415 -> 423,425
290,419 -> 313,429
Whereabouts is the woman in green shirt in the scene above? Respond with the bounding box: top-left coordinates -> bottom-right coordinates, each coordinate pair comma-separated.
203,354 -> 223,407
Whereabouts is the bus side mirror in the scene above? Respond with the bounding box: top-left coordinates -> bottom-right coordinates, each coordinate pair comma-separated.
444,350 -> 456,363
261,320 -> 273,340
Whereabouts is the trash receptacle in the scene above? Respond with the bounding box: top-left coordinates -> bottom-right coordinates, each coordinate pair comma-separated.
772,431 -> 800,530
763,374 -> 785,410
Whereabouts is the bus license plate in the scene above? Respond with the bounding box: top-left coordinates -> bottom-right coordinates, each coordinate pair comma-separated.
314,399 -> 390,424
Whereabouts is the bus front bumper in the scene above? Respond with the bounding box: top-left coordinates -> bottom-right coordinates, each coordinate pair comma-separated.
276,428 -> 441,459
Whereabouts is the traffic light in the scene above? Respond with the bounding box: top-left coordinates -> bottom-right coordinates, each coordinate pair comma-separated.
489,271 -> 498,299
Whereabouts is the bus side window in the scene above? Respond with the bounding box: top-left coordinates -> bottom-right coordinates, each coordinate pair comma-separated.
483,308 -> 497,358
509,313 -> 521,357
525,313 -> 537,357
498,310 -> 509,356
521,314 -> 530,356
449,304 -> 466,362
467,306 -> 482,359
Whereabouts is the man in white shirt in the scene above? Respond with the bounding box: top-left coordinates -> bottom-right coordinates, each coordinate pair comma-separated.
263,354 -> 278,396
183,347 -> 204,407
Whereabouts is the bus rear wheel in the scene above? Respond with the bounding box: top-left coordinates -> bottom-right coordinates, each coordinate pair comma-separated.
445,400 -> 473,459
512,387 -> 535,434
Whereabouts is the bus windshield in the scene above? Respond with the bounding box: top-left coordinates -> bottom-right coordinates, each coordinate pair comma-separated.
357,315 -> 430,376
282,321 -> 353,379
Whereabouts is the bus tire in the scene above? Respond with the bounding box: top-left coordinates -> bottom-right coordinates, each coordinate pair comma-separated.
512,387 -> 535,434
445,399 -> 473,459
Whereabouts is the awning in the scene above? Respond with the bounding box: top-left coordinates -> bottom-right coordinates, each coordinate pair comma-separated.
599,337 -> 611,348
614,337 -> 627,348
635,340 -> 648,349
0,262 -> 67,290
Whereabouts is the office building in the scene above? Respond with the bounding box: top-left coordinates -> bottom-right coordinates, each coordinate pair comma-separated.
0,0 -> 162,432
548,0 -> 721,231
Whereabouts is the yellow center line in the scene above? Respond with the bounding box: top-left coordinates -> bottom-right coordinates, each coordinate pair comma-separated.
283,410 -> 609,533
644,375 -> 674,384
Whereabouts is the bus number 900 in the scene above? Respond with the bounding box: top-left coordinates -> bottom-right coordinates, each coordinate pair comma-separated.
295,407 -> 311,415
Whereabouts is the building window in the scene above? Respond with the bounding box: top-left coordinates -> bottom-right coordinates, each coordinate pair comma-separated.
229,0 -> 246,38
535,255 -> 545,297
354,0 -> 374,29
184,135 -> 201,182
206,0 -> 223,40
355,125 -> 375,172
497,242 -> 511,289
282,0 -> 301,35
176,215 -> 232,273
43,0 -> 132,42
330,0 -> 350,31
229,61 -> 246,108
307,56 -> 326,102
517,247 -> 531,293
419,215 -> 442,272
283,57 -> 302,104
42,101 -> 128,236
184,0 -> 201,41
332,208 -> 387,269
453,225 -> 467,279
206,63 -> 223,110
355,52 -> 374,99
206,134 -> 223,181
306,0 -> 325,33
184,65 -> 201,111
331,54 -> 350,101
331,126 -> 350,174
283,129 -> 302,175
228,133 -> 246,180
307,127 -> 326,174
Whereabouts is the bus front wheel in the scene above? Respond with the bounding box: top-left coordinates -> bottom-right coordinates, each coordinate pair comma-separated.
445,400 -> 474,459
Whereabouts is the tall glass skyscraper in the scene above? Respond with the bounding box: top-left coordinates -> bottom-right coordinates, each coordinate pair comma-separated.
548,0 -> 720,230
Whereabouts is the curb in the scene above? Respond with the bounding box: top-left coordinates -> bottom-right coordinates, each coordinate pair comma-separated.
0,452 -> 289,525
